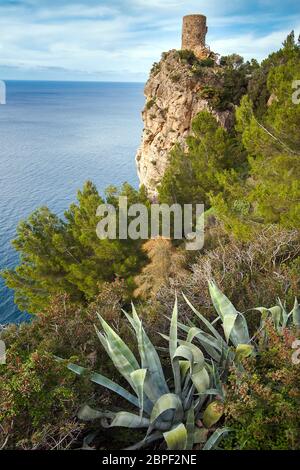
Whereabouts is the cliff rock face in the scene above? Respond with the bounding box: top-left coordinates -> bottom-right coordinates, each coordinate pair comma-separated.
135,50 -> 233,197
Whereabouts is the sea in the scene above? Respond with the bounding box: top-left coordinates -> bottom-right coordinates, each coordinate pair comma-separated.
0,81 -> 144,324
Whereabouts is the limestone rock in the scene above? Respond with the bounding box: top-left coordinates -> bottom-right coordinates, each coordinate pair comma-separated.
135,50 -> 233,198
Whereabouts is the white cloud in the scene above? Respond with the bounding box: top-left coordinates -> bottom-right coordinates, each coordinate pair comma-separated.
0,1 -> 299,80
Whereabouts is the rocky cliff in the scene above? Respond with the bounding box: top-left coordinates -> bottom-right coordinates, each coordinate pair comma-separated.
135,50 -> 233,198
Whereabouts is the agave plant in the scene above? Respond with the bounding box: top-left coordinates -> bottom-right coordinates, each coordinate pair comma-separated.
180,281 -> 300,378
66,299 -> 228,450
66,280 -> 298,450
255,297 -> 300,333
175,281 -> 254,383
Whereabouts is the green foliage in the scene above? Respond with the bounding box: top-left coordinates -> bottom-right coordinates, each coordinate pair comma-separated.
0,299 -> 94,449
158,111 -> 246,207
177,50 -> 198,65
170,72 -> 181,83
66,295 -> 231,450
1,181 -> 148,314
224,322 -> 300,450
151,62 -> 161,76
146,98 -> 156,110
66,279 -> 300,450
212,33 -> 300,236
0,282 -> 134,450
248,31 -> 300,117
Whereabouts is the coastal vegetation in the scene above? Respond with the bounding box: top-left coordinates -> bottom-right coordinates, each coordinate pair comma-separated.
1,33 -> 300,450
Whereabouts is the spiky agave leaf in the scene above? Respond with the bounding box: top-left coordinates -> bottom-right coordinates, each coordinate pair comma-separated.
78,404 -> 114,422
202,427 -> 230,450
169,298 -> 181,396
130,369 -> 147,417
185,406 -> 195,450
208,281 -> 250,346
291,298 -> 300,328
177,341 -> 210,394
163,423 -> 187,450
202,401 -> 224,429
182,293 -> 226,345
150,394 -> 184,431
102,411 -> 150,429
66,362 -> 140,409
96,314 -> 140,386
123,304 -> 169,402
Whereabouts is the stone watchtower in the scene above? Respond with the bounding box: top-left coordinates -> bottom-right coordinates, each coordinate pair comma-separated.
181,14 -> 209,59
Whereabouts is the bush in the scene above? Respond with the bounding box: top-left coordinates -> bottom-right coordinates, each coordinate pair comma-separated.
158,225 -> 300,327
177,50 -> 197,65
146,98 -> 156,110
0,283 -> 130,450
224,322 -> 300,449
1,181 -> 148,314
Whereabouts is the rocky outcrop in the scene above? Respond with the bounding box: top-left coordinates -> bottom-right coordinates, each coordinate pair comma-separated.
135,50 -> 233,198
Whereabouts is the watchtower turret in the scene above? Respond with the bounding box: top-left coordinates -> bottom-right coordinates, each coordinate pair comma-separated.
182,14 -> 209,59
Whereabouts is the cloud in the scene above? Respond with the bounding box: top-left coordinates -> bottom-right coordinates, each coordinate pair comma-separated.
0,0 -> 299,81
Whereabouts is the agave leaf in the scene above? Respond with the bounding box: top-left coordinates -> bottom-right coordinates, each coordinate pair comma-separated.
194,427 -> 209,444
186,406 -> 195,450
183,384 -> 195,410
67,362 -> 139,408
203,427 -> 230,450
124,305 -> 169,401
222,311 -> 238,343
185,325 -> 222,362
97,314 -> 140,384
235,344 -> 254,361
203,401 -> 224,429
182,293 -> 225,344
210,362 -> 225,399
169,298 -> 181,396
163,423 -> 187,450
179,360 -> 190,379
269,306 -> 282,331
277,298 -> 288,327
173,345 -> 195,396
150,393 -> 183,427
125,431 -> 163,450
78,404 -> 114,422
130,369 -> 147,417
173,345 -> 194,369
192,368 -> 210,394
104,411 -> 150,429
94,326 -> 110,356
208,281 -> 250,346
174,341 -> 210,394
179,341 -> 206,369
291,298 -> 300,327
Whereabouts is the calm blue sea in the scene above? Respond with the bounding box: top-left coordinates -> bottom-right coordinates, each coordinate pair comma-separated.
0,81 -> 144,324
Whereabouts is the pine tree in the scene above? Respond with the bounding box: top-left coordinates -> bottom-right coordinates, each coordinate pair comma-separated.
2,181 -> 148,313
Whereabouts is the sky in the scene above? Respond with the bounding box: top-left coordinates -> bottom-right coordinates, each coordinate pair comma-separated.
0,0 -> 299,82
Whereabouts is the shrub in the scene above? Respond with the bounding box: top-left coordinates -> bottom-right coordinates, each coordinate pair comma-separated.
0,286 -> 129,450
1,181 -> 148,314
65,280 -> 300,450
0,346 -> 86,450
151,62 -> 161,76
177,50 -> 197,65
158,225 -> 300,326
170,72 -> 181,83
224,322 -> 300,449
146,98 -> 156,110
